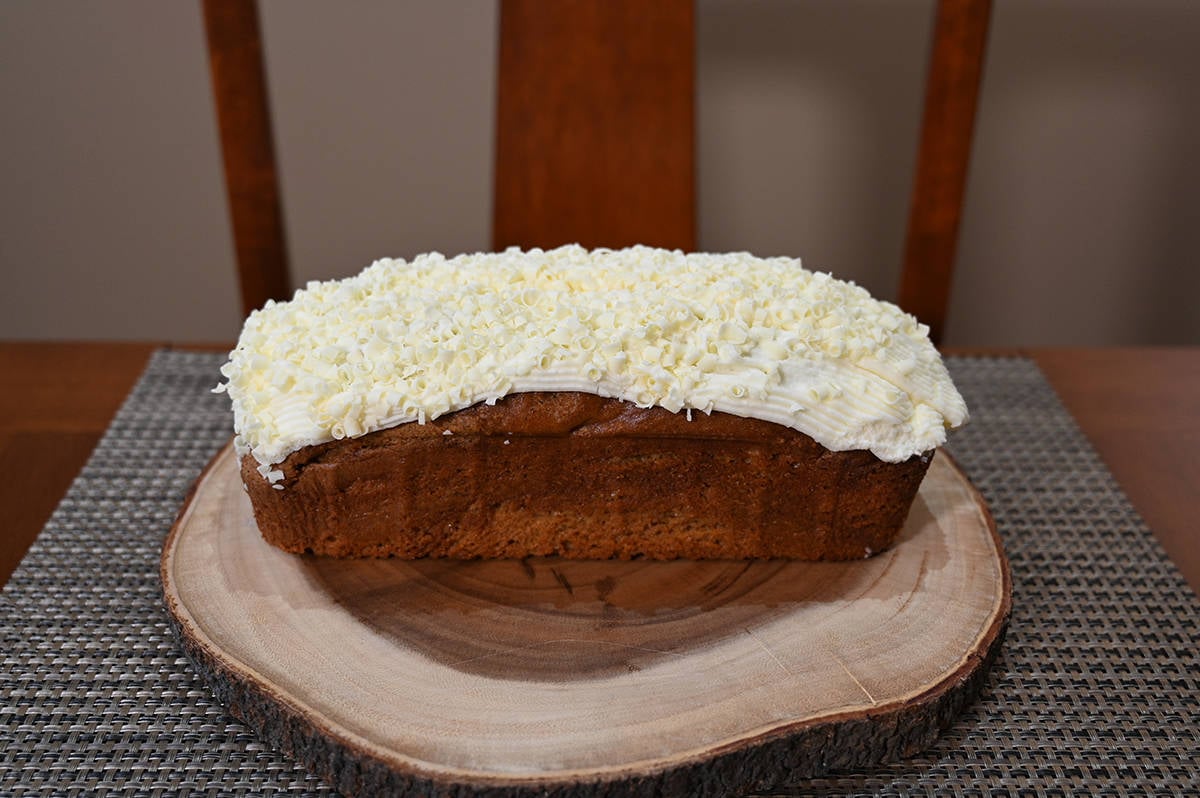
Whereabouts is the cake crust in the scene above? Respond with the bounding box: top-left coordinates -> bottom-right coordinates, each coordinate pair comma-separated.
242,392 -> 931,561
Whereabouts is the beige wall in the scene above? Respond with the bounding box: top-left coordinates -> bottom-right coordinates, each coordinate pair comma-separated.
259,0 -> 498,285
3,1 -> 1198,345
950,0 -> 1200,345
697,0 -> 932,304
1,0 -> 241,340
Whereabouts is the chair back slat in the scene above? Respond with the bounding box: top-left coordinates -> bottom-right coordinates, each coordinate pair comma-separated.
202,0 -> 291,316
899,0 -> 992,344
493,0 -> 696,253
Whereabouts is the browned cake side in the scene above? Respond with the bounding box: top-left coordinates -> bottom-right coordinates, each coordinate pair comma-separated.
241,392 -> 931,560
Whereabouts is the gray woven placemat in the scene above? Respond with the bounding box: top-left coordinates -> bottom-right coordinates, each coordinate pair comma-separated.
2,350 -> 1197,797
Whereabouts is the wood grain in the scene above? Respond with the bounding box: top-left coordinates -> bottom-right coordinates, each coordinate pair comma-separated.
202,0 -> 291,315
898,0 -> 992,345
493,0 -> 696,253
0,341 -> 156,433
162,447 -> 1009,795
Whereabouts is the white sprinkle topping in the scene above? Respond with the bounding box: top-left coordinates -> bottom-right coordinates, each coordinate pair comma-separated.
219,245 -> 967,480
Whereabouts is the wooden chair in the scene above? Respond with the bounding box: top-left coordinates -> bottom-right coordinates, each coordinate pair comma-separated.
203,0 -> 990,344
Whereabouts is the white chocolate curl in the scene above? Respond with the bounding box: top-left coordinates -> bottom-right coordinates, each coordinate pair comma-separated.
217,245 -> 968,482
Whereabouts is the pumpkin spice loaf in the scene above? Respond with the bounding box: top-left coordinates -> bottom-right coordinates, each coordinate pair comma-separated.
218,245 -> 967,560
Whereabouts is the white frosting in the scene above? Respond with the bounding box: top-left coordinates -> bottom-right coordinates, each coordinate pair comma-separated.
217,245 -> 967,482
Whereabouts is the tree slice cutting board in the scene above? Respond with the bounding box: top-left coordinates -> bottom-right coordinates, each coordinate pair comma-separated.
162,445 -> 1010,797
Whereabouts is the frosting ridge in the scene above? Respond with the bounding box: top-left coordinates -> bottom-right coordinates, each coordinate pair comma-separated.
217,245 -> 968,481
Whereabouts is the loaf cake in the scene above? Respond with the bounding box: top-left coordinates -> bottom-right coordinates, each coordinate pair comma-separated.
217,245 -> 968,560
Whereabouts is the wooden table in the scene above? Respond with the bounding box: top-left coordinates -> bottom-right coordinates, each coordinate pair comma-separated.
1,343 -> 1196,596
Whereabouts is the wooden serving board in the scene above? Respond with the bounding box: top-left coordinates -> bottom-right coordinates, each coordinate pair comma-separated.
162,445 -> 1010,797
